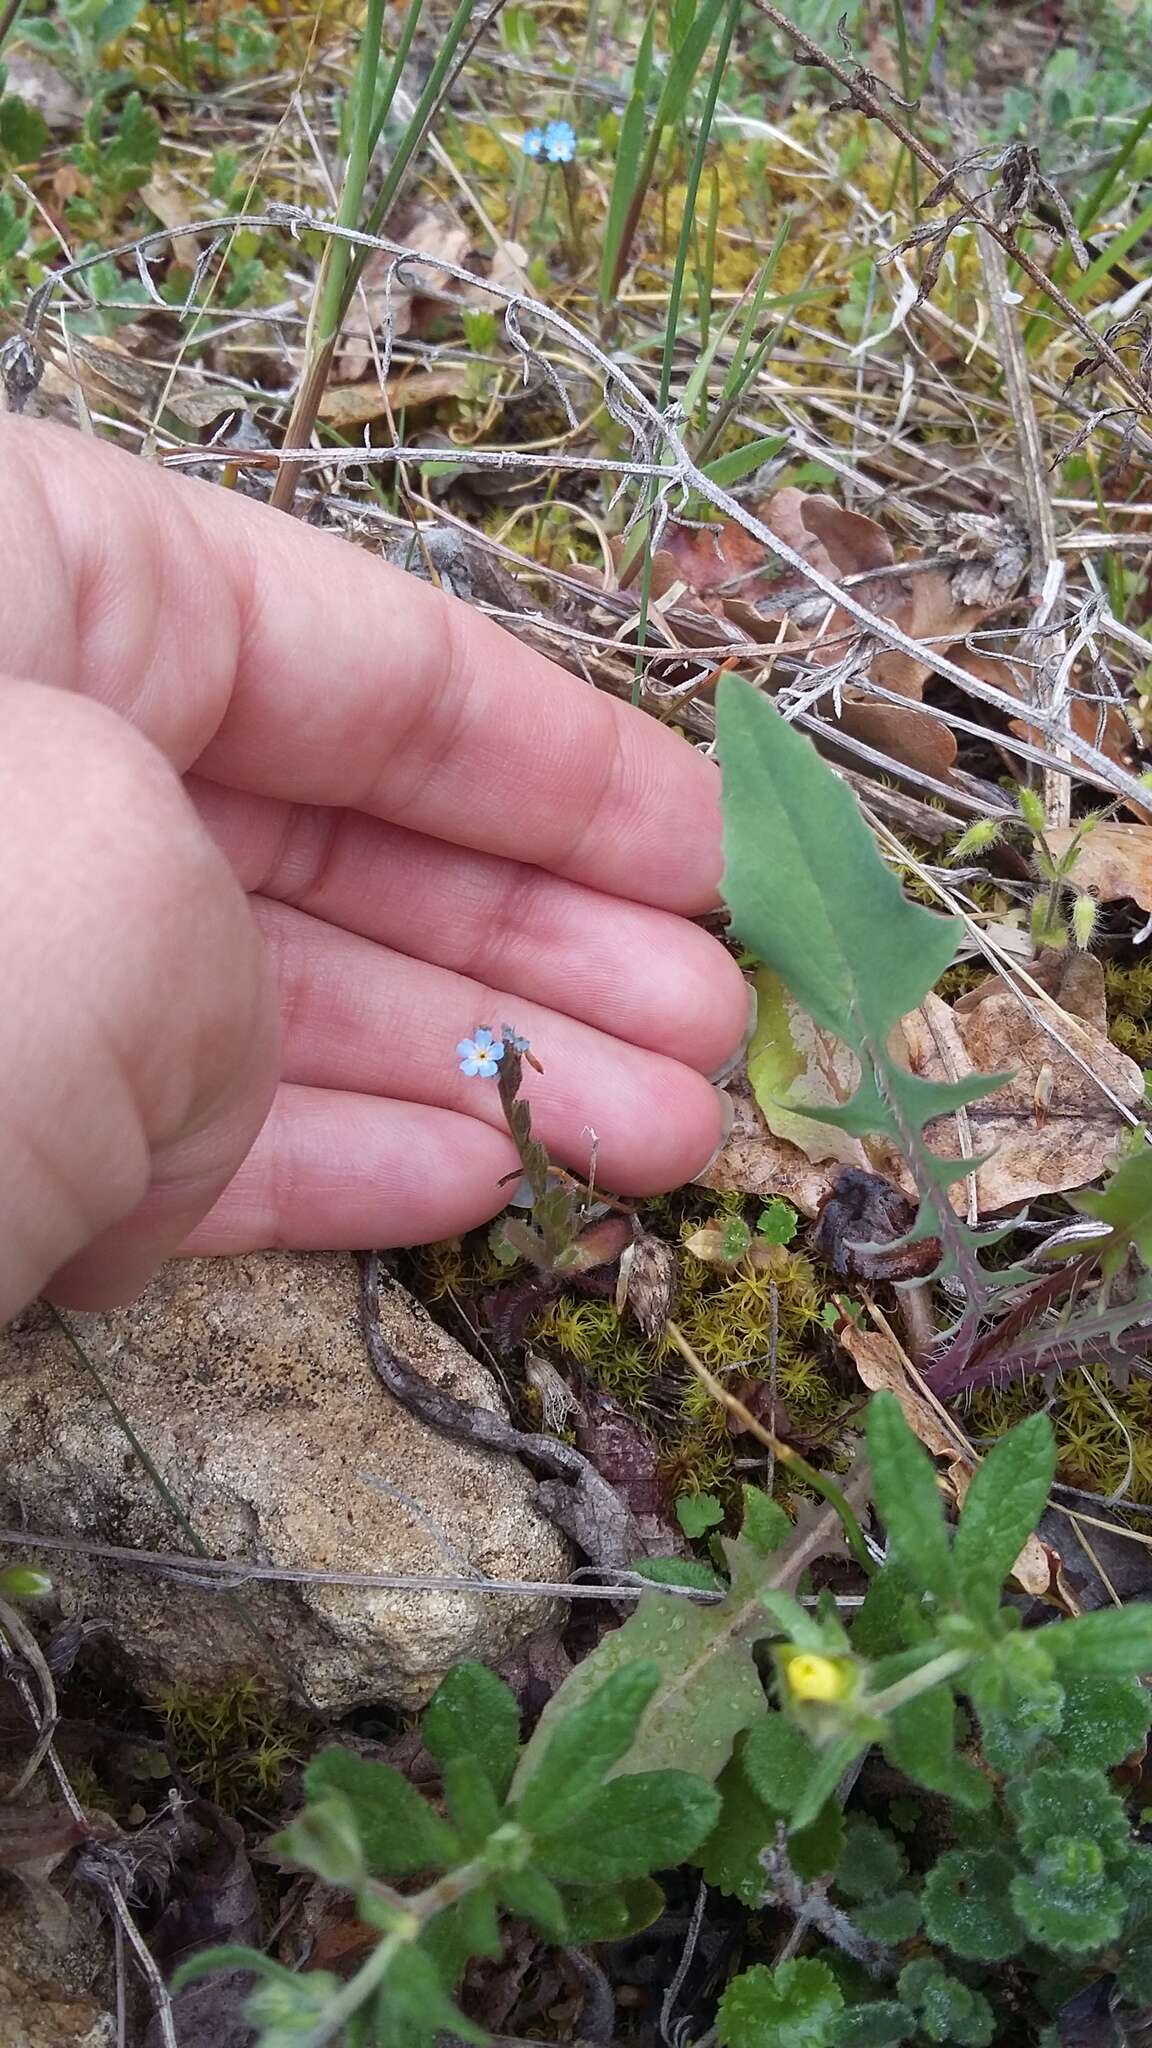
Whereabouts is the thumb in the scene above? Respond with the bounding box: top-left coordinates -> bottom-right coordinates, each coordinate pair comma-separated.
0,681 -> 278,1317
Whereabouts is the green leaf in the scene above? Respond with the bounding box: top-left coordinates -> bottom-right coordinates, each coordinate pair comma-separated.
833,2003 -> 914,2047
1009,1836 -> 1127,1957
514,1499 -> 850,1796
515,1662 -> 660,1833
677,1492 -> 726,1538
757,1197 -> 799,1246
953,1413 -> 1055,1623
93,0 -> 146,44
921,1848 -> 1023,1961
1006,1763 -> 1130,1859
703,432 -> 788,487
719,1959 -> 844,2048
0,94 -> 48,164
854,1892 -> 922,1943
1075,1143 -> 1152,1276
559,1876 -> 666,1942
628,1555 -> 726,1593
270,1792 -> 365,1886
302,1748 -> 459,1877
378,1943 -> 486,2044
867,1394 -> 956,1603
534,1769 -> 721,1882
740,1484 -> 792,1555
439,1755 -> 503,1852
497,1868 -> 568,1940
883,1686 -> 991,1810
742,1714 -> 820,1818
716,677 -> 960,1050
1117,1941 -> 1152,2005
1058,1672 -> 1152,1767
965,1635 -> 1064,1772
598,2 -> 655,300
422,1661 -> 521,1800
897,1960 -> 995,2047
1045,1603 -> 1152,1676
835,1819 -> 906,1900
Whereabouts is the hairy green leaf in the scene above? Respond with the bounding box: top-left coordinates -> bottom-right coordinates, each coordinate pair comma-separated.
740,1484 -> 792,1555
1117,1942 -> 1152,2005
534,1769 -> 720,1882
496,1868 -> 568,1940
718,1958 -> 844,2048
1006,1763 -> 1130,1859
514,1497 -> 853,1792
677,1492 -> 726,1538
439,1755 -> 502,1852
742,1713 -> 819,1816
559,1877 -> 666,1943
1009,1837 -> 1127,1956
867,1394 -> 956,1603
966,1637 -> 1064,1772
1044,1603 -> 1152,1676
515,1662 -> 660,1833
835,1819 -> 907,1900
302,1748 -> 459,1877
0,94 -> 48,165
897,1959 -> 994,2047
1074,1148 -> 1152,1275
921,1849 -> 1023,1961
422,1662 -> 521,1799
953,1413 -> 1055,1623
1058,1672 -> 1152,1767
378,1943 -> 486,2044
833,2002 -> 914,2047
883,1686 -> 991,1810
854,1891 -> 922,1943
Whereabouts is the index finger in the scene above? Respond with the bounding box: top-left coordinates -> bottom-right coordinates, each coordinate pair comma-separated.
0,419 -> 723,913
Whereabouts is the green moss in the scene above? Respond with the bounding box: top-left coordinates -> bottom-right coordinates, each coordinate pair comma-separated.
156,1678 -> 304,1814
1105,959 -> 1152,1068
973,1373 -> 1152,1505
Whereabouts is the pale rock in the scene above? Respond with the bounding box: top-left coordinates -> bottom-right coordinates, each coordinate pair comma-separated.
0,1254 -> 569,1711
0,1886 -> 115,2048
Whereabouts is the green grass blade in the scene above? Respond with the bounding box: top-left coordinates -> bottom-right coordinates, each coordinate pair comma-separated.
599,3 -> 656,303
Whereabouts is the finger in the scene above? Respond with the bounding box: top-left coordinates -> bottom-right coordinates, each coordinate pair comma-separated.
190,778 -> 751,1076
252,898 -> 730,1194
0,681 -> 277,1319
179,1086 -> 521,1254
1,419 -> 724,912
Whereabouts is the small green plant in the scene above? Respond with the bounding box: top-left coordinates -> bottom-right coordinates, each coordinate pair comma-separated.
180,1401 -> 1152,2044
948,787 -> 1102,953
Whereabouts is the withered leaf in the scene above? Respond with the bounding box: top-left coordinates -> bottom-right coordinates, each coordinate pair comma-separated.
1045,823 -> 1152,914
902,954 -> 1144,1211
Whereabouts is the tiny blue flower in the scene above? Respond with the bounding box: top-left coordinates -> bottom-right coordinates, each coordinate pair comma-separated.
542,119 -> 576,164
522,127 -> 546,159
456,1027 -> 505,1078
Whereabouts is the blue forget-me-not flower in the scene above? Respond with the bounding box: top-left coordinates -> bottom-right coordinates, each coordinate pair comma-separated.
457,1027 -> 505,1078
522,119 -> 576,165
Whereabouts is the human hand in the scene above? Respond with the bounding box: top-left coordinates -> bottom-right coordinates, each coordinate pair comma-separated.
0,420 -> 748,1319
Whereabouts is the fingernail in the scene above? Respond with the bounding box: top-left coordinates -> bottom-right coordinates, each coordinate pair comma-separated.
707,979 -> 758,1086
697,1084 -> 735,1178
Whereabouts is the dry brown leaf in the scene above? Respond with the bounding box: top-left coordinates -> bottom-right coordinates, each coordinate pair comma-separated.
317,365 -> 469,426
901,953 -> 1144,1211
140,174 -> 202,270
1045,823 -> 1152,913
838,1322 -> 959,1458
694,1071 -> 845,1215
337,209 -> 471,381
946,646 -> 1147,816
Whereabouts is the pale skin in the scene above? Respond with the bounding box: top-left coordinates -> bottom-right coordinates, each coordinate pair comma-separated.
0,419 -> 748,1323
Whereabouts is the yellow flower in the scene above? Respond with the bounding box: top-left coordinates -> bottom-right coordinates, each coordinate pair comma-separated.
785,1653 -> 854,1704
